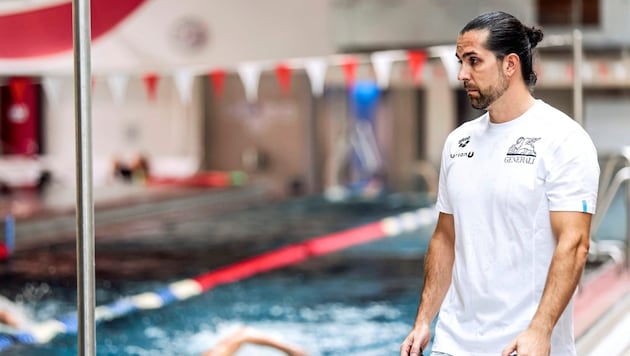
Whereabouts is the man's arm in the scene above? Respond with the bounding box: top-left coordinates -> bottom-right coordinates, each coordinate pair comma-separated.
401,212 -> 455,356
502,211 -> 592,356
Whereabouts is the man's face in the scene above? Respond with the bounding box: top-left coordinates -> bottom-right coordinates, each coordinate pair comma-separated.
455,29 -> 509,110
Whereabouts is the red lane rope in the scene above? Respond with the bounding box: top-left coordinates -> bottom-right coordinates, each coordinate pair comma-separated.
193,221 -> 385,291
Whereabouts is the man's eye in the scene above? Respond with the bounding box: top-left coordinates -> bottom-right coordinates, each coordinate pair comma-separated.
469,58 -> 479,65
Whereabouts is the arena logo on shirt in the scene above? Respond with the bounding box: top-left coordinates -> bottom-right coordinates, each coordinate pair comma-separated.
450,136 -> 474,159
504,137 -> 541,164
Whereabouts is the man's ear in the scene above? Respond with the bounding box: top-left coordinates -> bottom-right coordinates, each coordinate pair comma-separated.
503,53 -> 520,77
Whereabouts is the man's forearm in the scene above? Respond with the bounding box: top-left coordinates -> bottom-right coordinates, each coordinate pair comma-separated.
529,231 -> 589,333
415,234 -> 454,326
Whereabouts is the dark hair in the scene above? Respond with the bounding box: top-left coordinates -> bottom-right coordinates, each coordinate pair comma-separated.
461,11 -> 544,88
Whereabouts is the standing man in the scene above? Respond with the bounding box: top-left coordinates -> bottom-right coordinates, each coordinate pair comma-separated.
401,11 -> 599,356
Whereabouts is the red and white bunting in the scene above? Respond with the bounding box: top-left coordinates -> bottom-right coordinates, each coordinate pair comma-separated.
407,50 -> 427,85
237,62 -> 261,103
304,58 -> 328,97
341,56 -> 358,88
612,62 -> 627,81
42,76 -> 64,105
370,51 -> 396,89
275,63 -> 292,95
434,46 -> 459,86
143,73 -> 160,102
107,73 -> 129,106
174,70 -> 195,105
208,69 -> 226,99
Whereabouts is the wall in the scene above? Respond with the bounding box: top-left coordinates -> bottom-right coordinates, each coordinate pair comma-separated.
331,0 -> 533,50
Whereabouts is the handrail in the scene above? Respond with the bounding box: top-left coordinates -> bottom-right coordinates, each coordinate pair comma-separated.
590,148 -> 630,269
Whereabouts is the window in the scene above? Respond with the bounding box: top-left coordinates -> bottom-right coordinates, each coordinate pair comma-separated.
537,0 -> 600,26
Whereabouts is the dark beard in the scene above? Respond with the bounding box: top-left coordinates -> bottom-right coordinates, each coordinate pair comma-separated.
469,74 -> 509,110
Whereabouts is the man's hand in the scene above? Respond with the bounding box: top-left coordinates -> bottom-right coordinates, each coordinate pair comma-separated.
400,322 -> 431,356
501,326 -> 551,356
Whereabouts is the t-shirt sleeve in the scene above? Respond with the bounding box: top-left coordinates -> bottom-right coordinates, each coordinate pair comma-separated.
435,140 -> 453,214
545,129 -> 599,214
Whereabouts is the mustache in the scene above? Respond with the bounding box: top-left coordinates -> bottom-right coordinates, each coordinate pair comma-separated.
463,82 -> 478,90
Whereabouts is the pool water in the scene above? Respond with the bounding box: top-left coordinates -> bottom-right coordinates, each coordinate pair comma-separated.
0,194 -> 435,355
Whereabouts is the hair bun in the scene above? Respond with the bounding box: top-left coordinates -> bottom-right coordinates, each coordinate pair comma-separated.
527,26 -> 544,48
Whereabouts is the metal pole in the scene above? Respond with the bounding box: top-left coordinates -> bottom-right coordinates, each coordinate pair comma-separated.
572,28 -> 584,126
626,177 -> 630,269
72,0 -> 96,355
307,94 -> 321,194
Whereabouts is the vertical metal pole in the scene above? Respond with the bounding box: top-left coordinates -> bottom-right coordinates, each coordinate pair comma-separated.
572,0 -> 584,126
573,29 -> 584,126
72,0 -> 96,355
307,94 -> 321,194
626,178 -> 630,269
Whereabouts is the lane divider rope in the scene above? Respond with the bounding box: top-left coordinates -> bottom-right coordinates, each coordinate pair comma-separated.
0,205 -> 437,351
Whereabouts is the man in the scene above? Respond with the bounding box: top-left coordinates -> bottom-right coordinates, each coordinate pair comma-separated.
400,11 -> 599,356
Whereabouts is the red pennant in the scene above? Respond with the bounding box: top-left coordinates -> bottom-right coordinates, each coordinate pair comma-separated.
342,57 -> 358,88
208,69 -> 226,99
143,73 -> 159,101
407,50 -> 427,85
275,63 -> 292,95
597,62 -> 609,77
8,77 -> 30,103
566,64 -> 574,80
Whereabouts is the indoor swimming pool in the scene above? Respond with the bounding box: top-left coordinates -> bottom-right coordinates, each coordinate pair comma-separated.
0,193 -> 436,355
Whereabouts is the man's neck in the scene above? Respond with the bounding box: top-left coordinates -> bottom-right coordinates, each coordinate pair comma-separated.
487,85 -> 535,124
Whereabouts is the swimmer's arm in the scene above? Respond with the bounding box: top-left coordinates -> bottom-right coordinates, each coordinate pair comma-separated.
202,326 -> 306,356
502,211 -> 591,356
401,212 -> 455,355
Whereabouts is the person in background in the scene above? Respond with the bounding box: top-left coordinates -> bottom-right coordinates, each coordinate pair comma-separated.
201,326 -> 306,356
400,11 -> 599,356
111,153 -> 151,184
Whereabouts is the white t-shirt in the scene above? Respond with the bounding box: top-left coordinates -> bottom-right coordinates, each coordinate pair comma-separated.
432,100 -> 599,356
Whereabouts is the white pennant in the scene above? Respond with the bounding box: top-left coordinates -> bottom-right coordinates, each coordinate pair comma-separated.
42,76 -> 63,105
107,73 -> 129,106
613,62 -> 627,81
237,62 -> 262,103
433,46 -> 459,87
174,70 -> 195,105
370,51 -> 396,89
304,58 -> 328,97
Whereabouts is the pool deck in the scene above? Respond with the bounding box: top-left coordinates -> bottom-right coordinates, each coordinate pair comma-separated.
1,184 -> 630,355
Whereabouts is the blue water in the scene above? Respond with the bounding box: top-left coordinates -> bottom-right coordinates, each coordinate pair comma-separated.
0,194 -> 435,355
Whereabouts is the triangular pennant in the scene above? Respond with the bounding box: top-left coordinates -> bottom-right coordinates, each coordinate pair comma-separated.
237,62 -> 261,103
434,46 -> 459,86
143,73 -> 160,102
107,73 -> 129,106
8,77 -> 30,103
275,63 -> 292,95
407,50 -> 428,85
341,57 -> 359,88
208,69 -> 226,99
304,58 -> 328,97
42,76 -> 63,105
174,70 -> 195,105
370,52 -> 396,89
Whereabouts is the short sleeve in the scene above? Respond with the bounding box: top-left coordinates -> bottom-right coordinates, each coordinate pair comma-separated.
545,130 -> 599,214
436,141 -> 453,214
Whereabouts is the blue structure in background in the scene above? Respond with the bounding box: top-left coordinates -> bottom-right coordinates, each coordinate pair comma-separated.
347,79 -> 384,198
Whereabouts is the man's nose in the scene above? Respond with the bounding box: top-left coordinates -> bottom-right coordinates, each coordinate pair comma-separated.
457,65 -> 469,82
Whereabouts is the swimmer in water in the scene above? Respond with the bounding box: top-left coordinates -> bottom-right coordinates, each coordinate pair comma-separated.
201,326 -> 306,356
